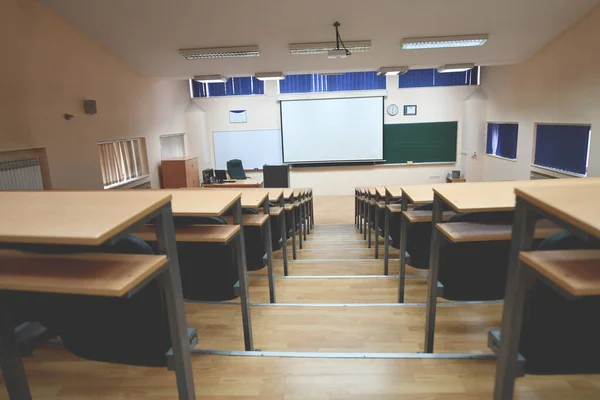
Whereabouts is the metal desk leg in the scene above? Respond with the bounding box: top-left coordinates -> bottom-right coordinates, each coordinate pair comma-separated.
310,197 -> 314,229
231,199 -> 254,351
383,208 -> 390,275
279,199 -> 289,277
359,199 -> 363,233
493,199 -> 537,400
366,202 -> 370,244
298,207 -> 303,250
303,202 -> 308,239
155,205 -> 197,399
423,194 -> 444,353
374,205 -> 380,259
0,306 -> 32,400
355,195 -> 358,228
262,201 -> 276,304
398,212 -> 409,303
291,207 -> 297,260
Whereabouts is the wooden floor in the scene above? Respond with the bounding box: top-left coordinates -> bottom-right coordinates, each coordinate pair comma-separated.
5,196 -> 600,399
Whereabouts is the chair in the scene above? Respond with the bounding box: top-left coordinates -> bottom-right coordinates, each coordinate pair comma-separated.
5,235 -> 172,367
227,159 -> 247,180
520,231 -> 600,374
404,203 -> 451,269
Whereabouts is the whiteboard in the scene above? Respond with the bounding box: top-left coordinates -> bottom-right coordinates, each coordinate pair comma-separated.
213,129 -> 283,170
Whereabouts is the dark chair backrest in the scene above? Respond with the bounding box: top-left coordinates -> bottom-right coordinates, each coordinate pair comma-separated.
520,232 -> 600,374
6,235 -> 172,367
227,159 -> 247,180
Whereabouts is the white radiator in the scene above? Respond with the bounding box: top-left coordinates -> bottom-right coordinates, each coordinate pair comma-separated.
0,158 -> 44,190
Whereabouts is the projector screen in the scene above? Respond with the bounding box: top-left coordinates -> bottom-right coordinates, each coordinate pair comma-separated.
281,97 -> 384,163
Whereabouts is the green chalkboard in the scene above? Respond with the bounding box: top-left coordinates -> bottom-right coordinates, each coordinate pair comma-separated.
383,121 -> 457,164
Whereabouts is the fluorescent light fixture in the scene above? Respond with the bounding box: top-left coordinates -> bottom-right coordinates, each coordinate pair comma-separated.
318,72 -> 343,76
437,63 -> 475,73
193,74 -> 228,83
180,46 -> 260,60
290,41 -> 371,55
255,72 -> 285,81
377,66 -> 409,76
401,34 -> 488,50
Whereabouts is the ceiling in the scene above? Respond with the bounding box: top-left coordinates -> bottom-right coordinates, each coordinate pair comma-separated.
40,0 -> 599,79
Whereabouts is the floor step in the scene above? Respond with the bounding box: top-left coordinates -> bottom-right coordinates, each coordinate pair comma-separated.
250,259 -> 424,277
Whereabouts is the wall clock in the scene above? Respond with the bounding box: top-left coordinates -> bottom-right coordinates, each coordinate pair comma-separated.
387,104 -> 399,116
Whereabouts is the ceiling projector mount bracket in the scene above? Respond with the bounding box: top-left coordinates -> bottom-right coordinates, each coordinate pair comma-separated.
329,21 -> 351,59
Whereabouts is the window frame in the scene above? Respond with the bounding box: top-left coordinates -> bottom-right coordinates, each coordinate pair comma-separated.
98,137 -> 149,189
191,77 -> 265,98
532,123 -> 591,177
278,71 -> 387,94
159,133 -> 186,160
398,67 -> 480,89
485,122 -> 519,161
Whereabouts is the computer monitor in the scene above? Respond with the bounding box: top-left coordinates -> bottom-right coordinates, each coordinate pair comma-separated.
214,170 -> 227,183
202,168 -> 214,184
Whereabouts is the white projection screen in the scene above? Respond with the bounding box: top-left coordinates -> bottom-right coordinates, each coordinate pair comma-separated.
280,97 -> 384,163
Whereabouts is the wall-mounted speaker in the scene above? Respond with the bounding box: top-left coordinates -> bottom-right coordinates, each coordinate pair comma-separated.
83,100 -> 97,115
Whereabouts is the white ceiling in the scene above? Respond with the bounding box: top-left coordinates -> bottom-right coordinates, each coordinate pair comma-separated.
40,0 -> 599,78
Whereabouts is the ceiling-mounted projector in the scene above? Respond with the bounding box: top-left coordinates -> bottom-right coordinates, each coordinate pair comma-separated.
327,21 -> 351,59
328,49 -> 347,59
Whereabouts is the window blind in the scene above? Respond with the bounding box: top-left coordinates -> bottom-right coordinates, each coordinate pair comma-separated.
279,71 -> 386,94
534,124 -> 590,175
486,123 -> 518,160
191,77 -> 264,98
160,134 -> 185,159
0,158 -> 44,191
98,138 -> 149,188
399,67 -> 479,88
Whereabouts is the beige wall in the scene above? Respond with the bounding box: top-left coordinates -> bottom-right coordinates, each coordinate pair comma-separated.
482,5 -> 600,181
0,0 -> 193,189
194,76 -> 479,195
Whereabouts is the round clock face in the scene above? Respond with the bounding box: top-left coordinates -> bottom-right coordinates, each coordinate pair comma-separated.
387,104 -> 399,116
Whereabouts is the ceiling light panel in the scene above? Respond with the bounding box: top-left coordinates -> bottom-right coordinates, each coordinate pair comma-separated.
255,72 -> 285,81
290,41 -> 371,55
401,35 -> 488,50
377,66 -> 409,76
437,63 -> 475,73
180,46 -> 260,60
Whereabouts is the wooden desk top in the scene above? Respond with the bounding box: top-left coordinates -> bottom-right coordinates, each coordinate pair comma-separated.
433,178 -> 600,213
135,224 -> 240,244
0,249 -> 167,297
520,250 -> 600,296
203,179 -> 263,188
375,187 -> 386,197
268,189 -> 284,203
161,189 -> 241,217
402,184 -> 446,205
385,186 -> 403,199
367,187 -> 377,196
0,191 -> 171,246
283,189 -> 295,200
515,181 -> 600,239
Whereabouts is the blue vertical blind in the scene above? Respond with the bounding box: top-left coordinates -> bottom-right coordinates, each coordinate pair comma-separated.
534,124 -> 591,175
399,67 -> 479,88
191,77 -> 264,98
486,123 -> 519,160
279,71 -> 386,94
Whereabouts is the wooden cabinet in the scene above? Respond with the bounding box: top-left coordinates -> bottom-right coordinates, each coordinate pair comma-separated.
160,157 -> 199,188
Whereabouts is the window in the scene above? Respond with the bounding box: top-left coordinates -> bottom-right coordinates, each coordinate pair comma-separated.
98,138 -> 149,188
279,71 -> 386,94
534,124 -> 591,176
160,134 -> 185,159
399,67 -> 479,88
191,77 -> 264,98
486,123 -> 518,160
0,148 -> 51,190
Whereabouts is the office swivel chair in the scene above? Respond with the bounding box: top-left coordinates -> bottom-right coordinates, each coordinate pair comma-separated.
227,159 -> 247,180
5,235 -> 172,367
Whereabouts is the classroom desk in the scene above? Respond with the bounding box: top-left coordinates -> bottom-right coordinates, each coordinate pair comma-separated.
267,189 -> 289,276
159,189 -> 255,349
0,191 -> 196,400
397,184 -> 445,302
423,178 -> 600,353
493,181 -> 600,400
371,187 -> 387,258
203,179 -> 263,188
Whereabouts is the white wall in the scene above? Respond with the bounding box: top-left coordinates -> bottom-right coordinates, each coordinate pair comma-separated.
0,0 -> 196,189
193,76 -> 479,195
482,5 -> 600,181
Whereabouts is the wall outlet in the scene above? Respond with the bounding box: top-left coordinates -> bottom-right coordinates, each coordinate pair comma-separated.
429,175 -> 440,179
